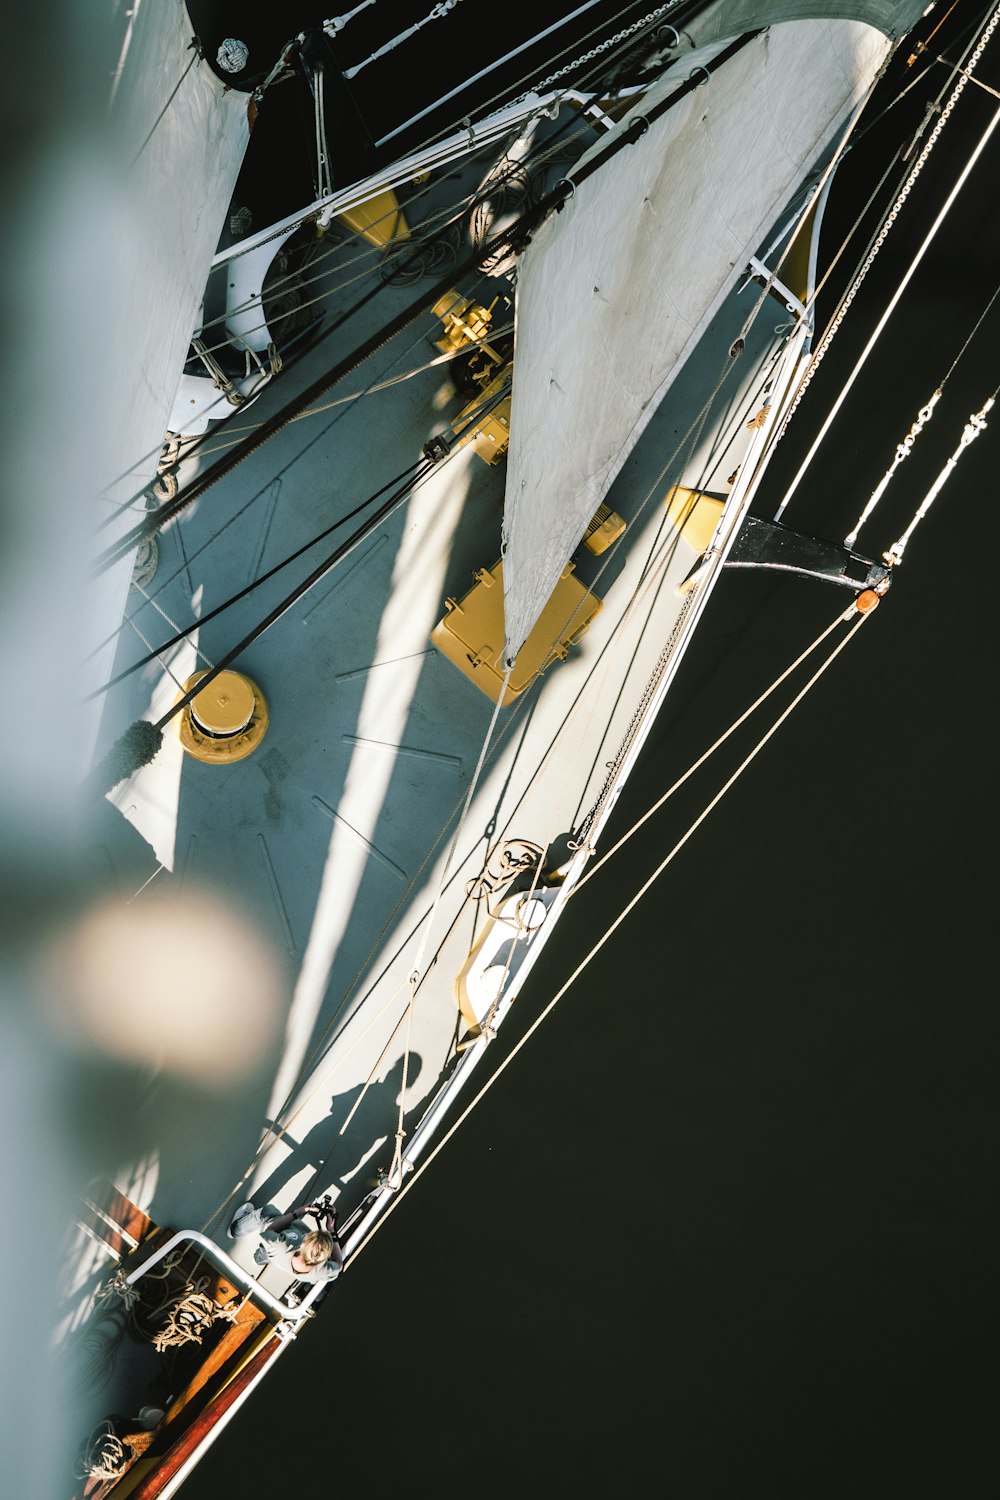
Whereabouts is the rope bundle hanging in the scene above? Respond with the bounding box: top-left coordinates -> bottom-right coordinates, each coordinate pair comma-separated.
98,1247 -> 239,1354
76,1422 -> 147,1483
150,1289 -> 240,1354
96,1266 -> 140,1311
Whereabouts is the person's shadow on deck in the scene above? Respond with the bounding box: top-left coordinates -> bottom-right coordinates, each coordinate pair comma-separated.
252,1054 -> 422,1206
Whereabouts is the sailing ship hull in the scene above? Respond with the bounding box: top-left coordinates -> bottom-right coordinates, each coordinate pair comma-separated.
36,2 -> 942,1493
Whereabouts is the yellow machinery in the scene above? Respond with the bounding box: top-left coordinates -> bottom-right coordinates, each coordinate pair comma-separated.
432,291 -> 502,359
431,560 -> 601,706
432,291 -> 514,465
581,502 -> 626,555
337,188 -> 409,249
665,484 -> 725,552
455,368 -> 512,466
176,671 -> 269,764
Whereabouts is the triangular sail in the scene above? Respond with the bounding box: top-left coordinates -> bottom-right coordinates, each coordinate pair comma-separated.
500,18 -> 888,664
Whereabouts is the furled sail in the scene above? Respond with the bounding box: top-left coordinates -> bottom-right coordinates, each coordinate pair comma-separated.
500,17 -> 888,664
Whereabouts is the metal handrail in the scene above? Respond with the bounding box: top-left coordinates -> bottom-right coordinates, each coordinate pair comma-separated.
124,1229 -> 326,1324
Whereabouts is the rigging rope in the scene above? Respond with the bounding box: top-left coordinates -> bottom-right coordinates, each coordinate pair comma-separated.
884,388 -> 997,565
94,191 -> 548,575
386,658 -> 514,1187
569,606 -> 851,897
123,612 -> 186,696
96,37 -> 779,778
773,4 -> 1000,512
99,5 -> 719,549
187,175 -> 482,361
101,0 -> 910,531
520,2 -> 681,99
101,113 -> 575,479
373,0 -> 668,148
836,181 -> 1000,545
208,648 -> 517,1221
89,371 -> 511,701
216,411 -> 747,1217
99,13 -> 746,563
203,168 -> 838,1219
130,579 -> 215,670
234,338 -> 782,1211
145,468 -> 431,737
99,322 -> 504,669
204,367 -> 698,1222
95,14 -> 730,536
465,844 -> 548,1048
844,389 -> 941,549
97,154 -> 522,520
347,596 -> 879,1266
87,458 -> 427,698
144,47 -> 611,382
559,342 -> 784,806
197,12 -> 916,1228
916,0 -> 962,58
326,2 -> 378,34
345,0 -> 466,79
200,336 -> 813,1234
180,321 -> 516,463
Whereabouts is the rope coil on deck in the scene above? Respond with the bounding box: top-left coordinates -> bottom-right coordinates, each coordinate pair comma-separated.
98,1246 -> 241,1354
466,838 -> 546,917
77,1423 -> 136,1483
151,1290 -> 240,1354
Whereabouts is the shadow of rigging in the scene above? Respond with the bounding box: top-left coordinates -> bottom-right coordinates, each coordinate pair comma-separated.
250,1053 -> 423,1205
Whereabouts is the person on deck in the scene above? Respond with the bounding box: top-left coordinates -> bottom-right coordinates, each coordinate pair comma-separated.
227,1199 -> 343,1283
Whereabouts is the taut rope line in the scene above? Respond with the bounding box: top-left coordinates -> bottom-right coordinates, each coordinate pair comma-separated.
884,388 -> 997,565
845,273 -> 1000,549
347,597 -> 878,1264
386,661 -> 514,1187
569,605 -> 850,898
774,8 -> 1000,520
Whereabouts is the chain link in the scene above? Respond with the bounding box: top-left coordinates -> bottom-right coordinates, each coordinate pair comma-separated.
580,590 -> 695,841
524,3 -> 682,98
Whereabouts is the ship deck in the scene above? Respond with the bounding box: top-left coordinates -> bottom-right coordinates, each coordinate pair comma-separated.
83,160 -> 789,1276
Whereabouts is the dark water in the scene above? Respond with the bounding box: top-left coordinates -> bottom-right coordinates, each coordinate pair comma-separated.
177,9 -> 999,1495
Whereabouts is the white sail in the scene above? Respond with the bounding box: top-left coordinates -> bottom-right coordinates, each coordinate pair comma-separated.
500,17 -> 888,663
104,5 -> 250,492
90,3 -> 250,746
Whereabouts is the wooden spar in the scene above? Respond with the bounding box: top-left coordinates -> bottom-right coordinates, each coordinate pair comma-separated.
121,1334 -> 283,1500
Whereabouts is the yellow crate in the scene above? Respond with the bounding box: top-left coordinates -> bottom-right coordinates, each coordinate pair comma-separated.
432,560 -> 601,705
